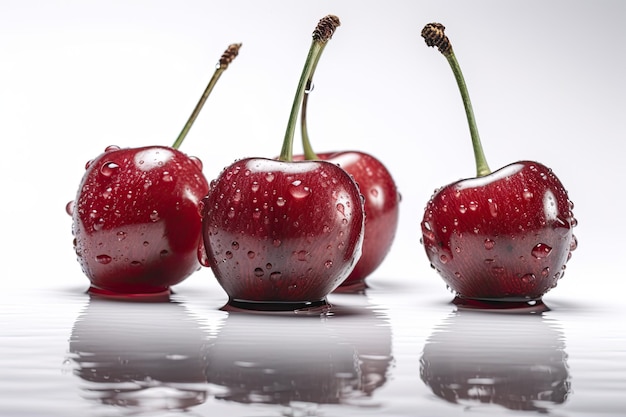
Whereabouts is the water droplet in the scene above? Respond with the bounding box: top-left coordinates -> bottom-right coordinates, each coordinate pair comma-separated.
116,231 -> 126,241
541,267 -> 550,277
265,172 -> 275,182
276,197 -> 286,207
522,189 -> 534,201
247,251 -> 255,259
484,258 -> 495,264
439,254 -> 449,264
295,250 -> 308,261
100,162 -> 119,177
189,156 -> 203,171
251,181 -> 260,192
266,263 -> 272,269
225,251 -> 233,259
160,249 -> 169,258
469,201 -> 478,211
150,210 -> 160,222
254,268 -> 264,277
227,208 -> 235,219
65,201 -> 74,216
289,180 -> 311,199
93,218 -> 105,231
484,238 -> 495,250
231,241 -> 239,250
270,271 -> 282,281
197,244 -> 209,266
487,198 -> 498,218
130,260 -> 142,267
458,204 -> 467,214
422,221 -> 435,241
520,273 -> 536,284
324,260 -> 333,269
531,243 -> 552,259
272,239 -> 281,247
162,171 -> 173,182
336,203 -> 345,216
95,254 -> 112,264
370,188 -> 379,197
85,159 -> 93,170
143,241 -> 149,246
105,145 -> 120,152
570,235 -> 578,251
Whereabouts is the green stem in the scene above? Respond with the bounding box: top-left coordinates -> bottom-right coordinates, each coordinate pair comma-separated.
279,15 -> 340,161
172,43 -> 241,150
300,42 -> 328,160
422,23 -> 491,177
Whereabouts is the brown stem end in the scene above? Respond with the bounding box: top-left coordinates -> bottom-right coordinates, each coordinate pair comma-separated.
422,23 -> 451,55
218,43 -> 242,69
312,15 -> 341,43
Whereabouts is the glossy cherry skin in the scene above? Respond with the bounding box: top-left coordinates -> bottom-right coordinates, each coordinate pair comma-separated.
294,151 -> 400,287
202,157 -> 365,303
421,161 -> 577,301
69,145 -> 209,294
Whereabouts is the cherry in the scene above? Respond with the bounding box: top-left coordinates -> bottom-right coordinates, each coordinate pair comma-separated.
419,23 -> 577,304
293,36 -> 400,290
202,15 -> 365,307
67,43 -> 241,295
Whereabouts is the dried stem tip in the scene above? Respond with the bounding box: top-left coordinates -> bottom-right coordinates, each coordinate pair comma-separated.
313,15 -> 341,43
422,23 -> 451,55
218,43 -> 242,69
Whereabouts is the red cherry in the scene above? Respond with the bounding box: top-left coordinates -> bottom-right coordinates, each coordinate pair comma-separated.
70,145 -> 209,294
420,23 -> 577,303
202,158 -> 364,303
202,15 -> 365,307
68,44 -> 241,295
422,161 -> 576,300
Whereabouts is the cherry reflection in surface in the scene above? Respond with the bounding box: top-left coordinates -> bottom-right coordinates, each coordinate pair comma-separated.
420,310 -> 570,413
205,301 -> 393,413
67,296 -> 219,413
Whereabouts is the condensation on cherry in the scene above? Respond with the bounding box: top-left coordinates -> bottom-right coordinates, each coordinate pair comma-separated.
188,156 -> 203,171
100,162 -> 119,177
162,172 -> 173,182
531,243 -> 553,259
96,254 -> 112,264
520,273 -> 536,284
150,210 -> 160,222
65,201 -> 75,216
289,180 -> 311,199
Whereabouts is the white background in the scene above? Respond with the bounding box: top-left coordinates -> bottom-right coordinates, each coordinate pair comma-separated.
1,0 -> 624,299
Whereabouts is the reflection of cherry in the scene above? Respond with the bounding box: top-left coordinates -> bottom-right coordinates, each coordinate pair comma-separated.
204,302 -> 393,409
205,313 -> 360,406
67,298 -> 211,411
325,299 -> 394,399
420,310 -> 570,412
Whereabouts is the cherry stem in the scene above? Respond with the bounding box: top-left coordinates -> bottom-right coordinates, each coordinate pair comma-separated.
300,46 -> 327,160
171,43 -> 241,150
421,23 -> 491,177
279,15 -> 340,161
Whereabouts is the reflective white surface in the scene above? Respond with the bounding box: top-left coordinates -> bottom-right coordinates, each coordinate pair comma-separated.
1,1 -> 625,416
